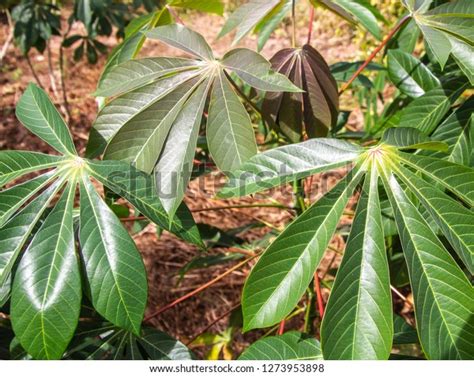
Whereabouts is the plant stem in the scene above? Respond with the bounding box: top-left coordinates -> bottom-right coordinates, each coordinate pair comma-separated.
0,10 -> 13,64
25,53 -> 45,90
59,23 -> 72,121
277,320 -> 286,335
303,281 -> 315,333
186,302 -> 241,345
314,271 -> 325,318
291,0 -> 297,48
166,5 -> 185,25
307,6 -> 315,45
144,254 -> 259,321
224,71 -> 265,119
338,14 -> 411,95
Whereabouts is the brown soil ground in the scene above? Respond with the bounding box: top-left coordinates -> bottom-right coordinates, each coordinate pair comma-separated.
0,4 -> 409,359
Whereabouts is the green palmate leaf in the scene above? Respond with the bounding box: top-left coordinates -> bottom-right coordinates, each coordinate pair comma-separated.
98,8 -> 173,89
428,97 -> 473,165
219,138 -> 362,198
381,127 -> 448,152
168,0 -> 224,15
387,50 -> 440,98
156,79 -> 212,216
218,0 -> 280,44
242,169 -> 364,330
88,70 -> 201,158
239,332 -> 323,360
0,151 -> 64,187
0,180 -> 63,289
86,160 -> 203,247
399,152 -> 474,207
146,24 -> 214,61
79,176 -> 148,335
137,327 -> 195,360
409,0 -> 474,79
393,315 -> 418,345
73,325 -> 194,360
398,78 -> 468,134
104,75 -> 204,173
381,171 -> 474,359
321,168 -> 392,360
15,84 -> 76,156
0,171 -> 54,227
221,48 -> 301,92
448,36 -> 474,85
312,0 -> 384,40
393,164 -> 474,274
255,0 -> 293,52
11,182 -> 81,360
207,70 -> 258,172
95,57 -> 201,97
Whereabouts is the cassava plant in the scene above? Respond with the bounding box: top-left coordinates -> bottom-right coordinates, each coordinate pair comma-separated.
1,0 -> 473,361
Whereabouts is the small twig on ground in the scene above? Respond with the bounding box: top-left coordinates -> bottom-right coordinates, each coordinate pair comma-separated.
186,302 -> 241,345
144,254 -> 259,322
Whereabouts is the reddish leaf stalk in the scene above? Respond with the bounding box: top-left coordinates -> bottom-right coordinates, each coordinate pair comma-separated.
278,320 -> 286,335
314,272 -> 325,318
307,6 -> 315,45
338,14 -> 411,95
144,254 -> 258,322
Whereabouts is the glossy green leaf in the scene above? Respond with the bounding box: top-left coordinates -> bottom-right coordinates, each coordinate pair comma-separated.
242,169 -> 364,330
98,8 -> 173,93
156,79 -> 211,216
409,0 -> 474,71
11,183 -> 81,360
95,57 -> 201,97
137,327 -> 195,359
311,0 -> 356,25
146,24 -> 214,61
0,151 -> 63,187
222,48 -> 301,92
399,152 -> 474,207
255,0 -> 293,51
86,159 -> 203,247
207,70 -> 257,172
0,171 -> 54,227
393,315 -> 418,345
88,70 -> 201,158
168,0 -> 224,15
428,97 -> 473,165
239,332 -> 323,360
321,168 -> 392,359
218,0 -> 280,44
15,84 -> 76,156
79,176 -> 148,335
381,171 -> 474,359
393,164 -> 474,274
104,76 -> 203,173
0,180 -> 63,289
381,127 -> 448,151
219,138 -> 362,198
328,0 -> 382,39
399,78 -> 468,134
387,50 -> 440,98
